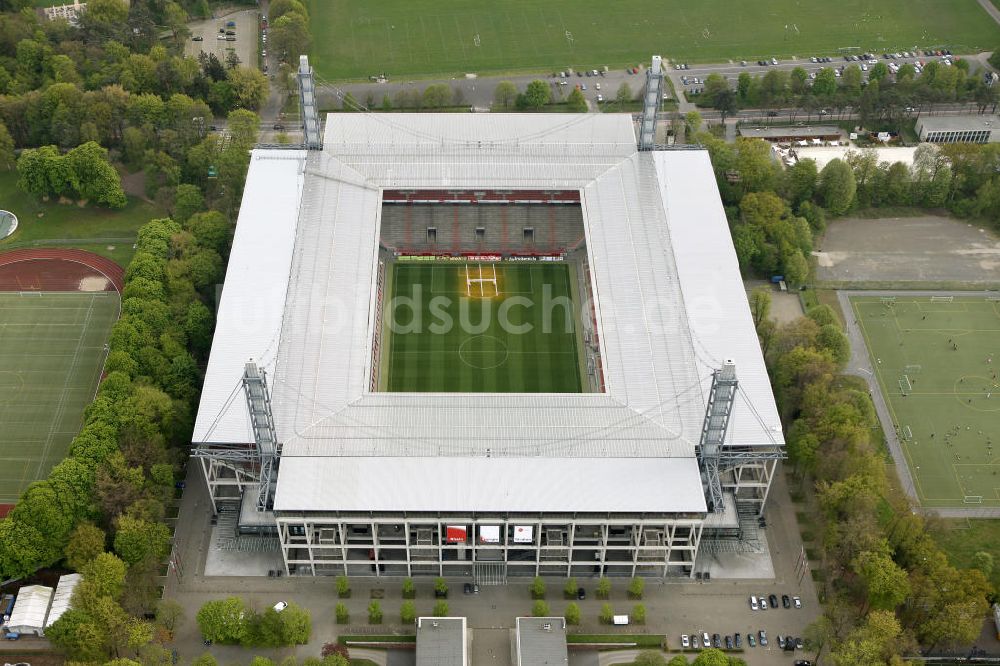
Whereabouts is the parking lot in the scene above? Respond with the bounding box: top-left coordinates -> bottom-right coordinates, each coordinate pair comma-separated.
184,8 -> 259,72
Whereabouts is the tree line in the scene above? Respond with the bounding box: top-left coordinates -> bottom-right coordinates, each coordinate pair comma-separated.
699,57 -> 999,125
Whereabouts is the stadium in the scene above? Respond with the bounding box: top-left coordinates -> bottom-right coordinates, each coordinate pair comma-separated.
192,64 -> 784,580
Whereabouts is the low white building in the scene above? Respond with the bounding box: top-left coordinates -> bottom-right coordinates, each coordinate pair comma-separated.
2,585 -> 53,637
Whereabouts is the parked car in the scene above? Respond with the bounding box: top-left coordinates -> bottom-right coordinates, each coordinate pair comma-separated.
759,630 -> 768,646
750,595 -> 759,610
703,632 -> 711,646
734,632 -> 742,648
795,637 -> 805,649
768,593 -> 779,608
577,587 -> 586,600
794,661 -> 813,666
712,633 -> 721,648
793,596 -> 802,608
759,595 -> 768,609
771,57 -> 778,65
778,635 -> 787,649
192,35 -> 204,41
747,633 -> 756,648
464,583 -> 474,594
782,594 -> 791,608
273,601 -> 287,612
692,635 -> 699,649
681,634 -> 690,648
725,635 -> 734,650
596,94 -> 604,102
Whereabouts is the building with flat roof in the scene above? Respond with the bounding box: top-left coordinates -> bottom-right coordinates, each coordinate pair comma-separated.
192,111 -> 784,580
916,115 -> 1000,144
515,617 -> 568,666
739,125 -> 842,143
416,616 -> 467,666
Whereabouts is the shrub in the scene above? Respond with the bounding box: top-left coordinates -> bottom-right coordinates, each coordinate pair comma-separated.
530,576 -> 546,599
367,601 -> 382,624
432,600 -> 449,617
627,577 -> 645,600
400,600 -> 416,624
564,602 -> 581,625
402,578 -> 415,599
599,603 -> 614,624
532,600 -> 550,617
434,577 -> 448,598
563,577 -> 577,599
334,603 -> 349,624
632,603 -> 646,624
596,577 -> 611,599
336,575 -> 350,598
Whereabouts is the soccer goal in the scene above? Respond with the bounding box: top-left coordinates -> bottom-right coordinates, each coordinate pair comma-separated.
905,364 -> 922,374
930,296 -> 954,303
899,375 -> 912,395
902,425 -> 913,440
963,495 -> 984,504
466,263 -> 499,298
880,296 -> 897,306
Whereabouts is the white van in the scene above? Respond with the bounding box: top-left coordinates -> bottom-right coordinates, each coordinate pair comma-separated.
612,615 -> 629,626
750,595 -> 759,610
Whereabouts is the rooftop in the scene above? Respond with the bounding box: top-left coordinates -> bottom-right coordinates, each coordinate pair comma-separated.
416,616 -> 467,666
916,114 -> 1000,132
193,114 -> 783,515
516,617 -> 569,666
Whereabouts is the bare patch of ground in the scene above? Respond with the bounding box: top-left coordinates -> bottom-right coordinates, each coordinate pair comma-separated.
745,280 -> 803,325
815,215 -> 1000,284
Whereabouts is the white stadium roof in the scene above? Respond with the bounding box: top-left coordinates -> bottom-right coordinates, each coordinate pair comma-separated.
192,114 -> 783,515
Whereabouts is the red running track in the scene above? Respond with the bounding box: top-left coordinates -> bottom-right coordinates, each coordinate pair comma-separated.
0,248 -> 124,292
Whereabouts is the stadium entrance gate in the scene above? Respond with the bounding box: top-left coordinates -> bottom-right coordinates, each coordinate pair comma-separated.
475,561 -> 507,586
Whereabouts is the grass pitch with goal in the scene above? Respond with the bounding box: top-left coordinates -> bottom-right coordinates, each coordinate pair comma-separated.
851,295 -> 1000,507
382,262 -> 586,393
0,292 -> 119,503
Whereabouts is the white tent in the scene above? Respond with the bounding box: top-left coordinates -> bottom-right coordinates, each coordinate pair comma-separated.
3,585 -> 53,636
45,574 -> 82,629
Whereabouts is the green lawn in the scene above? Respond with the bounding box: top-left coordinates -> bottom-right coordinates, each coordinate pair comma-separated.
0,171 -> 165,266
0,292 -> 120,504
307,0 -> 1000,80
383,262 -> 584,393
931,518 -> 1000,590
851,296 -> 1000,507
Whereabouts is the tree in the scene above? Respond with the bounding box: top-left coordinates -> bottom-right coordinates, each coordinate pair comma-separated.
668,657 -> 690,666
532,600 -> 550,617
784,158 -> 818,207
400,600 -> 416,624
270,11 -> 311,62
684,110 -> 702,135
0,122 -> 14,171
749,287 -> 772,329
599,602 -> 613,624
432,600 -> 449,617
830,609 -> 904,665
817,158 -> 856,215
783,249 -> 809,285
563,577 -> 578,598
530,576 -> 546,599
66,141 -> 127,208
494,81 -> 518,109
691,649 -> 728,666
113,515 -> 171,565
852,547 -> 911,611
973,551 -> 994,577
566,87 -> 587,112
65,522 -> 106,571
521,80 -> 551,109
46,608 -> 108,662
564,602 -> 580,625
869,61 -> 889,83
196,597 -> 249,644
191,653 -> 218,666
616,82 -> 632,105
83,552 -> 128,599
813,68 -> 837,97
155,598 -> 184,632
227,67 -> 268,110
367,600 -> 382,624
713,89 -> 738,122
334,603 -> 349,624
633,651 -> 668,666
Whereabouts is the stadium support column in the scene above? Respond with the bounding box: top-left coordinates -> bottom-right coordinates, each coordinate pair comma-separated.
698,360 -> 737,513
243,362 -> 280,511
298,55 -> 322,150
638,55 -> 664,151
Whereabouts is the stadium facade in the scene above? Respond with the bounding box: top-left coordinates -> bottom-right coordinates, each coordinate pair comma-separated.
192,111 -> 785,580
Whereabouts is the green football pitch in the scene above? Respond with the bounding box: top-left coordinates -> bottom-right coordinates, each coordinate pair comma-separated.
851,295 -> 1000,508
382,262 -> 585,393
0,292 -> 119,504
307,0 -> 1000,80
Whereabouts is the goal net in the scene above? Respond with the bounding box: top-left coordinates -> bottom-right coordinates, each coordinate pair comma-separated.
899,375 -> 912,395
963,496 -> 984,504
466,263 -> 499,298
930,296 -> 954,303
905,364 -> 922,373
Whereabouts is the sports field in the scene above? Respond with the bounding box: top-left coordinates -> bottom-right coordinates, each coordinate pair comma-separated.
851,295 -> 1000,508
0,292 -> 119,503
308,0 -> 1000,79
382,262 -> 585,393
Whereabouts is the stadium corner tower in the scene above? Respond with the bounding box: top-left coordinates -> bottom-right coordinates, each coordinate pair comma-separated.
192,103 -> 785,579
